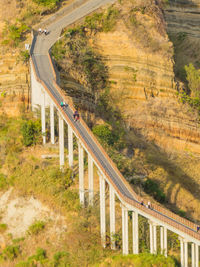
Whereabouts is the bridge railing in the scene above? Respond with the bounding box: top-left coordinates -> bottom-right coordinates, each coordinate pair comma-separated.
30,32 -> 200,242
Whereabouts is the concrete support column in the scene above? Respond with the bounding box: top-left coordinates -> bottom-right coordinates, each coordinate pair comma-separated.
122,205 -> 128,255
163,226 -> 167,257
109,185 -> 115,250
192,243 -> 195,267
184,240 -> 188,267
180,238 -> 184,267
58,115 -> 64,168
99,173 -> 106,247
132,211 -> 139,254
50,102 -> 55,144
41,91 -> 46,144
88,154 -> 94,206
195,244 -> 199,267
68,125 -> 73,168
78,141 -> 84,205
160,226 -> 164,254
179,237 -> 188,267
149,222 -> 153,254
160,226 -> 167,256
153,224 -> 157,254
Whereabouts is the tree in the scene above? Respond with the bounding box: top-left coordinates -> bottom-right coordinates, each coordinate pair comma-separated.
21,120 -> 41,146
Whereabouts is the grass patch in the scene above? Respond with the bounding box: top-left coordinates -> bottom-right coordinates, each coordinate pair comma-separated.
2,21 -> 29,47
27,220 -> 45,235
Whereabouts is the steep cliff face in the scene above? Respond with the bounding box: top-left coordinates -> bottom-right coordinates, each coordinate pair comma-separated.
58,0 -> 200,154
92,18 -> 200,153
164,0 -> 200,78
0,0 -> 30,100
164,0 -> 200,38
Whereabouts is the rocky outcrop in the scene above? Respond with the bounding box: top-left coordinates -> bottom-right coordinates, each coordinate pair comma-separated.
0,48 -> 29,97
164,0 -> 200,38
58,0 -> 200,154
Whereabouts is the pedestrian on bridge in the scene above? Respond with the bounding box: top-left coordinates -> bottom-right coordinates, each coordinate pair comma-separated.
38,28 -> 43,35
73,110 -> 80,122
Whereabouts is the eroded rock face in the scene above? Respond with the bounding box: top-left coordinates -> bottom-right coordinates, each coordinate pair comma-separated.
164,0 -> 200,38
89,0 -> 200,154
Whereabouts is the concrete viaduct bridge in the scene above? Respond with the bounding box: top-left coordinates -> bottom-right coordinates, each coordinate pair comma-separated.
30,0 -> 200,266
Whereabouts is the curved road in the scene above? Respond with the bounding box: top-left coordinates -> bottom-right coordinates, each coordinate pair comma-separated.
31,0 -> 200,243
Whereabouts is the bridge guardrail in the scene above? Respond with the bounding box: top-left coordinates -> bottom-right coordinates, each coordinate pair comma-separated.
30,25 -> 200,243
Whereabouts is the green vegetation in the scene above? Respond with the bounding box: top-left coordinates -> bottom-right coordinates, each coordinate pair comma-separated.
92,124 -> 118,146
52,26 -> 108,100
18,50 -> 30,64
0,174 -> 8,190
185,63 -> 200,98
27,221 -> 45,235
143,179 -> 166,203
16,247 -> 47,266
21,119 -> 42,146
96,253 -> 178,267
33,0 -> 61,7
0,245 -> 20,261
84,6 -> 119,33
177,209 -> 186,218
2,21 -> 29,47
0,223 -> 7,233
176,64 -> 200,114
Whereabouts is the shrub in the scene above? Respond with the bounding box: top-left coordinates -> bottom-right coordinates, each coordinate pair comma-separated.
92,124 -> 118,146
185,63 -> 200,97
33,0 -> 60,7
0,223 -> 7,233
52,251 -> 70,266
18,50 -> 30,64
0,174 -> 8,189
28,247 -> 46,261
27,220 -> 45,235
84,7 -> 119,33
143,179 -> 166,203
2,245 -> 20,260
21,119 -> 41,146
2,21 -> 29,47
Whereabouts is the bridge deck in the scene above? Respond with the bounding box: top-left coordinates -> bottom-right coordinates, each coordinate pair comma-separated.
31,0 -> 200,244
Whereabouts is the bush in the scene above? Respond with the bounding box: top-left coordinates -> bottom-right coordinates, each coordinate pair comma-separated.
18,50 -> 30,64
33,0 -> 60,7
0,224 -> 7,233
185,63 -> 200,97
143,179 -> 166,203
28,247 -> 46,261
92,124 -> 118,146
21,119 -> 41,146
97,253 -> 178,267
84,7 -> 119,33
27,220 -> 45,235
2,21 -> 29,47
0,174 -> 8,189
52,251 -> 70,266
2,245 -> 20,260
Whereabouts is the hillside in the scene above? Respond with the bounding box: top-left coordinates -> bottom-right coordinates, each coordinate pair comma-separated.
0,0 -> 200,266
51,0 -> 200,223
0,114 -> 180,266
